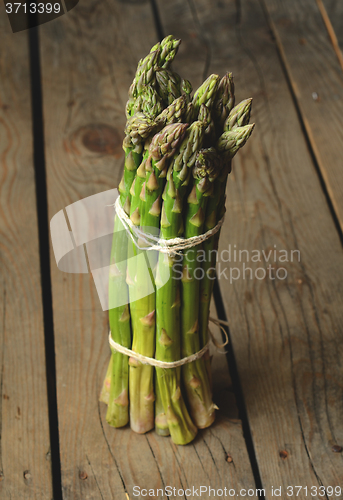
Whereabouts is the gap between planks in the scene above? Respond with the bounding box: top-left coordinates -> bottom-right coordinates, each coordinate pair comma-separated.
0,5 -> 52,499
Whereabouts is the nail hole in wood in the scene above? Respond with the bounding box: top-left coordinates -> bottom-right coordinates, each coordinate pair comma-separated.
23,470 -> 32,481
79,471 -> 88,480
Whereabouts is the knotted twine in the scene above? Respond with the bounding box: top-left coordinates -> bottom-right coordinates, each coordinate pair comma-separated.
114,197 -> 225,256
108,199 -> 229,368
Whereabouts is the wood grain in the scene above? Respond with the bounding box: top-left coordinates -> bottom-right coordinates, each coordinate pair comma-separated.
156,0 -> 343,497
321,0 -> 343,55
316,0 -> 343,71
0,6 -> 52,499
39,0 -> 255,497
260,0 -> 343,233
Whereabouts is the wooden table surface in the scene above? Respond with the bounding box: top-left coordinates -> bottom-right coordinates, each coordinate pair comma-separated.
1,0 -> 343,499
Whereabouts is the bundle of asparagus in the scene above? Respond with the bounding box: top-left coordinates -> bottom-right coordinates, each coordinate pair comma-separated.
100,35 -> 254,445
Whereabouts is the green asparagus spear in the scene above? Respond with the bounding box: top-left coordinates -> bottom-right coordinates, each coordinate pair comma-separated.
155,95 -> 188,128
198,124 -> 255,356
154,122 -> 206,444
126,50 -> 159,118
126,93 -> 189,331
128,123 -> 188,434
223,98 -> 252,132
152,35 -> 181,69
213,72 -> 235,135
104,39 -> 174,425
126,35 -> 182,117
156,68 -> 193,106
170,120 -> 206,195
156,68 -> 182,105
191,74 -> 220,120
131,85 -> 164,120
180,151 -> 221,428
155,370 -> 170,437
99,353 -> 113,405
198,103 -> 216,148
103,132 -> 144,428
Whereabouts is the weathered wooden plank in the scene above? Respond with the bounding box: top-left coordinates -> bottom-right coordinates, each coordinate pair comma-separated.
40,0 -> 256,497
259,0 -> 343,233
0,6 -> 52,500
156,0 -> 343,497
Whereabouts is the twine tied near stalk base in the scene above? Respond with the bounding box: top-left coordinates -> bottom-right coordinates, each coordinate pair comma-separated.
108,316 -> 229,368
